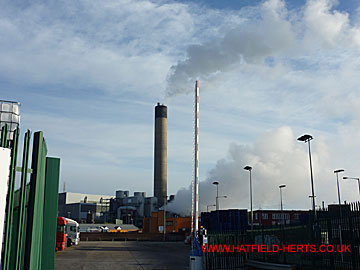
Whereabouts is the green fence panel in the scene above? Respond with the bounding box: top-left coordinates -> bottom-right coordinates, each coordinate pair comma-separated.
24,131 -> 48,270
9,184 -> 30,270
1,128 -> 60,270
41,157 -> 60,270
9,197 -> 19,270
14,130 -> 31,270
3,128 -> 19,269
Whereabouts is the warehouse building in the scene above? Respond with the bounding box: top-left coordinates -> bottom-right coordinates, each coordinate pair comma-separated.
58,192 -> 114,223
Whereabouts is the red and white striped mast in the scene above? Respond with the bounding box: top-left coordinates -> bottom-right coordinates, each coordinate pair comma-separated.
191,80 -> 200,242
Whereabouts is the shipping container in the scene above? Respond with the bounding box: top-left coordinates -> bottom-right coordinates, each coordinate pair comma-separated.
200,209 -> 248,233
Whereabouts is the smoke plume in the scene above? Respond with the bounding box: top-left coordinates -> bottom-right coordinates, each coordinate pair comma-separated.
166,0 -> 360,96
167,126 -> 332,216
166,0 -> 295,96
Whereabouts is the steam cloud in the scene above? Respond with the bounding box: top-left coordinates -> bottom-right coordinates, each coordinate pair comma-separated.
166,0 -> 360,96
167,126 -> 331,216
166,0 -> 294,96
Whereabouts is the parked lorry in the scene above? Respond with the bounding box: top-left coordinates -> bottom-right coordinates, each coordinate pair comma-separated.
65,218 -> 80,247
56,217 -> 68,251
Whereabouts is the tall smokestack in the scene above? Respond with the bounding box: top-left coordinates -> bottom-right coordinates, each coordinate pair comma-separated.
154,102 -> 167,207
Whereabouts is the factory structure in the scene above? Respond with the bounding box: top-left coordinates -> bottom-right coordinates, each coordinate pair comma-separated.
154,103 -> 167,207
108,190 -> 158,227
58,102 -> 180,230
58,190 -> 175,228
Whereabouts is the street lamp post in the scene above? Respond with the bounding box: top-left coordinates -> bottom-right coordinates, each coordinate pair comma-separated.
244,166 -> 253,231
334,169 -> 345,218
163,195 -> 167,241
279,185 -> 286,226
212,182 -> 219,211
279,184 -> 286,263
308,195 -> 316,209
343,176 -> 360,197
297,134 -> 316,219
334,169 -> 344,263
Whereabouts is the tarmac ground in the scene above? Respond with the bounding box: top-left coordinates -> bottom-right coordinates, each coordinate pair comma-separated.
55,241 -> 191,270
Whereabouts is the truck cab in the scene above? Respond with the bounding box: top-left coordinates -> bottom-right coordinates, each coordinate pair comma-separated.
65,218 -> 80,247
56,217 -> 68,251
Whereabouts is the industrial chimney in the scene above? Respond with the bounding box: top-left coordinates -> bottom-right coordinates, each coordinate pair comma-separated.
154,102 -> 167,207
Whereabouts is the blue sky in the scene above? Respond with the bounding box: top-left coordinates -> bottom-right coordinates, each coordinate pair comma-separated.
1,0 -> 360,213
175,0 -> 359,12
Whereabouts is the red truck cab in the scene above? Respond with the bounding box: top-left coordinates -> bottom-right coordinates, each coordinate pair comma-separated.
56,216 -> 68,251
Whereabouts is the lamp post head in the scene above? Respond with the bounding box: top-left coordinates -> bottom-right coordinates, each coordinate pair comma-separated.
212,181 -> 219,186
343,176 -> 360,180
244,166 -> 252,171
279,184 -> 286,189
297,134 -> 313,142
334,169 -> 345,174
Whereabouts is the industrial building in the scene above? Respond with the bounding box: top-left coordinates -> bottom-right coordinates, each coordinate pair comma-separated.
58,190 -> 160,227
58,192 -> 114,223
142,210 -> 191,234
108,190 -> 158,227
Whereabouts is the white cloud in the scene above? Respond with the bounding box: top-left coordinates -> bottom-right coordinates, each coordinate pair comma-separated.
0,0 -> 202,98
304,0 -> 349,45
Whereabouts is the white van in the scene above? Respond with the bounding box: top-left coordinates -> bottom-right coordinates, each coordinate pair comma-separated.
65,218 -> 80,247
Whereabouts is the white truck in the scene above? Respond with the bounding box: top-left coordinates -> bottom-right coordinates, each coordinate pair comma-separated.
65,218 -> 80,247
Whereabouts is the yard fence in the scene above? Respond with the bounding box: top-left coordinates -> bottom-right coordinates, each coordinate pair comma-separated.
1,126 -> 61,270
204,203 -> 360,270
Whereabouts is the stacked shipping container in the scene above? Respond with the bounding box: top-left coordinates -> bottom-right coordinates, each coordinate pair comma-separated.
201,209 -> 248,233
